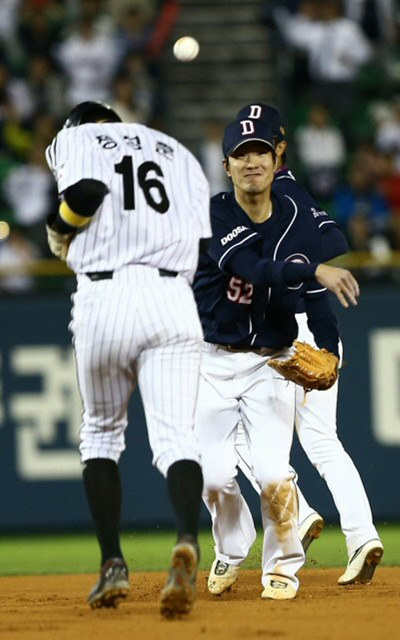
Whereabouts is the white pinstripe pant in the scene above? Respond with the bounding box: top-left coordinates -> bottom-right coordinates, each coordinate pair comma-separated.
69,265 -> 203,476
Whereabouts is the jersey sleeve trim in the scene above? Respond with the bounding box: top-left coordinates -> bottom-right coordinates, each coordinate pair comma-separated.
305,287 -> 327,295
274,172 -> 295,182
318,219 -> 337,228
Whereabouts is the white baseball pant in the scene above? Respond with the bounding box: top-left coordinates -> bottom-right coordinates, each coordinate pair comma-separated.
195,342 -> 305,590
70,264 -> 204,477
217,313 -> 380,566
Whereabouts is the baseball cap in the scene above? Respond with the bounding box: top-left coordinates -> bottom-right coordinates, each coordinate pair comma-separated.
235,103 -> 286,141
222,119 -> 275,157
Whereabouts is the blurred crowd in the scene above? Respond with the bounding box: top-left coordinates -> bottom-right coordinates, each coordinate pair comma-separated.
1,0 -> 400,293
0,0 -> 172,290
266,0 -> 400,262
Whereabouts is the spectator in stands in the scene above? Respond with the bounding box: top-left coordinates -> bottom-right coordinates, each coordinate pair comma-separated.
198,119 -> 230,196
294,102 -> 346,201
265,0 -> 318,99
30,111 -> 58,149
381,19 -> 400,94
0,0 -> 22,59
10,55 -> 65,124
0,223 -> 39,293
352,139 -> 381,179
343,0 -> 397,46
54,7 -> 119,106
375,95 -> 400,172
0,106 -> 32,161
0,60 -> 33,123
17,0 -> 65,64
3,143 -> 56,255
333,161 -> 391,253
273,0 -> 373,141
108,71 -> 147,123
376,150 -> 400,249
113,3 -> 153,66
117,49 -> 155,123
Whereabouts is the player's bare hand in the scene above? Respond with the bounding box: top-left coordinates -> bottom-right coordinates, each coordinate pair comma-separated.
315,264 -> 360,308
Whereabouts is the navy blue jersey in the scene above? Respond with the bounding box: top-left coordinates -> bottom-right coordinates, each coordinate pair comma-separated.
273,166 -> 348,261
193,189 -> 339,353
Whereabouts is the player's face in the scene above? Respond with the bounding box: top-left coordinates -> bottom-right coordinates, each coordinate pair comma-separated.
224,142 -> 275,196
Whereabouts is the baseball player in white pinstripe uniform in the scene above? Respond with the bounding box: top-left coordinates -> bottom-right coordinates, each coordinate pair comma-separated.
45,101 -> 211,618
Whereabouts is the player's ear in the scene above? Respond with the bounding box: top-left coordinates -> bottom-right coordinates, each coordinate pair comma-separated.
223,158 -> 231,177
275,140 -> 287,157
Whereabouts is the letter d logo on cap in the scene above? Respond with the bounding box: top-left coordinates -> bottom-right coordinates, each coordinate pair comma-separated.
240,120 -> 255,135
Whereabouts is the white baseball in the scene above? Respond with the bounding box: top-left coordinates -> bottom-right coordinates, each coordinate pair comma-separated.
173,36 -> 199,62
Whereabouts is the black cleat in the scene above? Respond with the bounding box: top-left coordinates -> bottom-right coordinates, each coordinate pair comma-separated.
88,557 -> 130,609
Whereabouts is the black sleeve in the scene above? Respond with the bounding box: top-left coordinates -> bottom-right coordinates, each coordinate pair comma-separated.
48,179 -> 109,233
199,237 -> 211,253
226,246 -> 319,287
320,225 -> 348,261
64,179 -> 109,215
305,294 -> 339,357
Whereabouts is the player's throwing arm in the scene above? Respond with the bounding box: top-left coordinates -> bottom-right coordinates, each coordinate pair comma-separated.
315,264 -> 359,308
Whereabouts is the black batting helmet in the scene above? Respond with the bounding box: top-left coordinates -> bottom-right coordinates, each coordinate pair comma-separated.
63,101 -> 122,128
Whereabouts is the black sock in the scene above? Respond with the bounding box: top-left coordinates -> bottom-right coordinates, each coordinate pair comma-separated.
167,460 -> 203,543
83,458 -> 123,565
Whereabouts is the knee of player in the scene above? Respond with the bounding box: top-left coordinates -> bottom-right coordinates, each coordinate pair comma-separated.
79,420 -> 127,459
260,479 -> 298,524
299,436 -> 345,466
202,464 -> 234,494
252,463 -> 289,489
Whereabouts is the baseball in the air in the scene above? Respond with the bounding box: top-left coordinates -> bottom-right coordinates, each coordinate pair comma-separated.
173,36 -> 200,62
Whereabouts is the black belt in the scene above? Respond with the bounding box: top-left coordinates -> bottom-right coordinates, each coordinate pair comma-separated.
159,268 -> 178,278
86,271 -> 114,281
86,268 -> 178,281
216,344 -> 278,356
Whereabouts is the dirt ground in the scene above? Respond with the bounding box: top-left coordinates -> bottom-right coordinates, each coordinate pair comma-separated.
0,568 -> 399,640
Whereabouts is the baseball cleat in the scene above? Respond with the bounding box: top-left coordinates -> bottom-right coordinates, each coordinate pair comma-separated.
338,539 -> 384,585
262,575 -> 297,600
159,540 -> 199,618
88,557 -> 130,609
298,512 -> 324,553
207,559 -> 240,595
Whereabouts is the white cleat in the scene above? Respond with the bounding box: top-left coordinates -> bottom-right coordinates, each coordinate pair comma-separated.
207,559 -> 240,595
298,512 -> 324,553
338,539 -> 384,585
262,575 -> 297,600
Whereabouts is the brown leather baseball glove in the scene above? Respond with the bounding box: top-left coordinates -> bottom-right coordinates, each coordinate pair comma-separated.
268,340 -> 339,391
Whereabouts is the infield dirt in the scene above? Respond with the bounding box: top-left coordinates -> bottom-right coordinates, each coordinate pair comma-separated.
0,568 -> 398,640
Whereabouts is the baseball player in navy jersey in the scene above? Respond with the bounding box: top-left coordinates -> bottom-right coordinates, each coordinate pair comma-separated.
192,115 -> 360,600
205,104 -> 383,597
45,101 -> 211,618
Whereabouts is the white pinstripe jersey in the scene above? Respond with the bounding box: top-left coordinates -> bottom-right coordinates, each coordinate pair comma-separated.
45,122 -> 211,281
